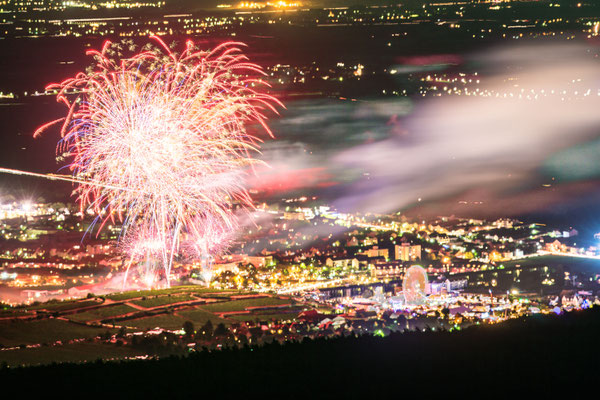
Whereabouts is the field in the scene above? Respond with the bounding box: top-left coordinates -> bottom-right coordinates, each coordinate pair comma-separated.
130,294 -> 197,308
201,297 -> 294,313
124,307 -> 232,330
106,286 -> 243,301
0,286 -> 304,366
229,312 -> 301,323
176,308 -> 231,326
0,342 -> 145,367
25,299 -> 102,312
67,305 -> 138,323
0,319 -> 118,347
0,309 -> 30,317
122,314 -> 189,331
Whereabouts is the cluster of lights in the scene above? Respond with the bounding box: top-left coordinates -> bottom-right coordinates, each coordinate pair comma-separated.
237,1 -> 301,9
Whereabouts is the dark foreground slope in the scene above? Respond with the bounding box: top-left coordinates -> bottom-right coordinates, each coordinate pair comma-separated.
2,308 -> 600,396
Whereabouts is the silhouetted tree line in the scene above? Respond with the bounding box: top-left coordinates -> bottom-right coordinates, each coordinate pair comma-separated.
2,308 -> 600,396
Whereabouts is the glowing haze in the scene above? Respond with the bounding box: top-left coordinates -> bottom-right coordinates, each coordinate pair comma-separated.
259,42 -> 600,220
35,36 -> 281,288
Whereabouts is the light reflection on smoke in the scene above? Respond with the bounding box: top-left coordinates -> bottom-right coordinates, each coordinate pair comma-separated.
256,42 -> 600,218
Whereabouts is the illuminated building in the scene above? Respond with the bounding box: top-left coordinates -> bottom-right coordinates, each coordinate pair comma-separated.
395,243 -> 421,261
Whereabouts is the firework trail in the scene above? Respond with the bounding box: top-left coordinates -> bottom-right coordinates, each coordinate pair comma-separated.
35,36 -> 282,288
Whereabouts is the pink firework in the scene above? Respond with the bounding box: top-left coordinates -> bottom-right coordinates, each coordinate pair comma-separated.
36,36 -> 282,287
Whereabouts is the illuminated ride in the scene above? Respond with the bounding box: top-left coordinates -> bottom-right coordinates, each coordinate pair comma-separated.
402,265 -> 429,305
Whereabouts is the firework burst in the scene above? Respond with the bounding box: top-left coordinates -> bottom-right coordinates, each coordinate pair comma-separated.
35,36 -> 282,287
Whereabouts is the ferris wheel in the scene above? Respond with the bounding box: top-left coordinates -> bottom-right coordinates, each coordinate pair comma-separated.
403,265 -> 429,305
